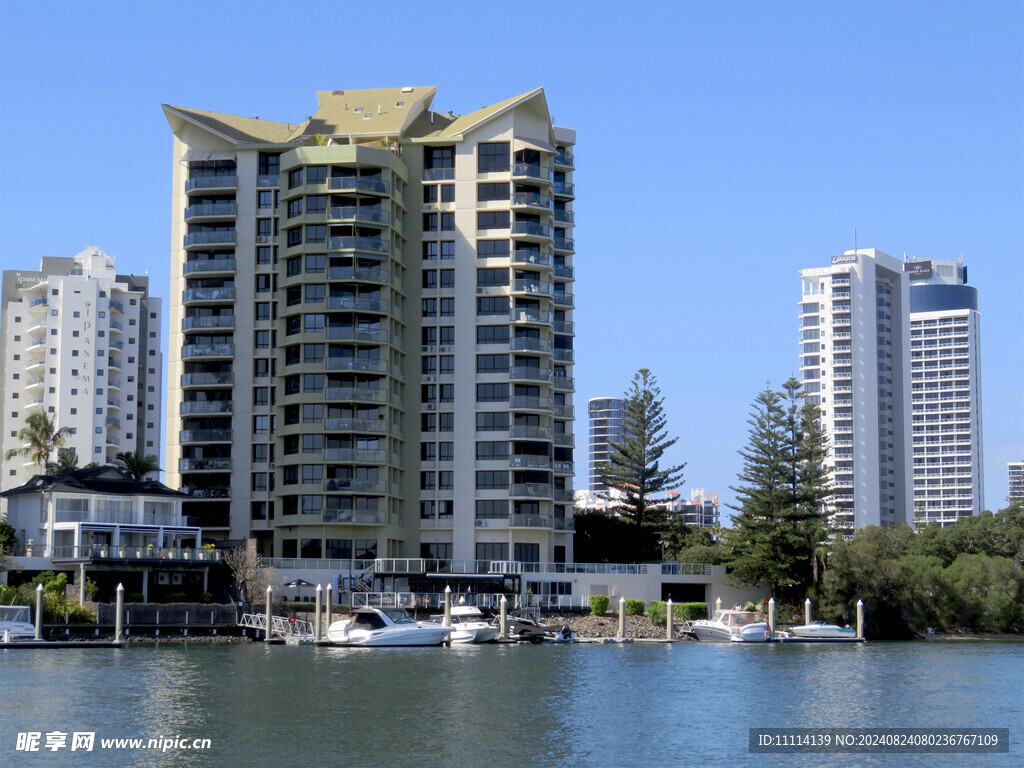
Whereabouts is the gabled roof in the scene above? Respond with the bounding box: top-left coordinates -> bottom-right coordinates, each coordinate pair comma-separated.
411,87 -> 551,142
1,466 -> 188,499
163,104 -> 306,145
300,87 -> 437,138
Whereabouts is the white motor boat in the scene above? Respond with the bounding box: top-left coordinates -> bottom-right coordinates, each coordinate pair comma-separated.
690,609 -> 770,643
446,605 -> 499,644
0,605 -> 36,641
789,620 -> 857,639
326,606 -> 454,647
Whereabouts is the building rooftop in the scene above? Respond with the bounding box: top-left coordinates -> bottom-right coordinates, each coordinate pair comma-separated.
1,466 -> 187,498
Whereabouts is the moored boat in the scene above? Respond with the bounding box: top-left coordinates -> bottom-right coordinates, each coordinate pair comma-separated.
788,620 -> 857,639
690,609 -> 770,643
326,606 -> 454,647
446,605 -> 499,644
0,605 -> 36,641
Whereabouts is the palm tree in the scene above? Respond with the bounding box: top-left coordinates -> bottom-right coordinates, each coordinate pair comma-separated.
45,447 -> 80,476
4,413 -> 73,475
114,451 -> 161,481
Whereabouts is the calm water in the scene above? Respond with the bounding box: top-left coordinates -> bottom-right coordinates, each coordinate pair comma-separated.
1,640 -> 1020,767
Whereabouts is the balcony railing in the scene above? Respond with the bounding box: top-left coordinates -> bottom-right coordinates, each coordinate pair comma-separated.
327,327 -> 388,343
186,175 -> 237,191
509,366 -> 552,382
180,429 -> 233,443
328,236 -> 389,253
553,182 -> 575,197
324,358 -> 388,373
322,509 -> 386,524
553,461 -> 574,474
554,152 -> 575,168
325,388 -> 387,403
180,400 -> 233,415
323,479 -> 388,494
553,376 -> 575,390
511,192 -> 552,209
185,202 -> 238,219
324,418 -> 387,433
183,287 -> 235,302
52,545 -> 220,563
553,292 -> 574,306
179,457 -> 232,472
184,231 -> 236,247
181,372 -> 233,387
183,315 -> 234,331
510,514 -> 553,528
326,297 -> 389,312
511,309 -> 554,324
553,210 -> 574,224
512,280 -> 553,295
183,486 -> 231,499
328,177 -> 390,195
510,395 -> 551,409
554,265 -> 574,279
510,425 -> 552,440
328,266 -> 389,283
184,258 -> 236,275
323,448 -> 387,463
182,343 -> 235,359
510,484 -> 553,498
257,174 -> 280,188
512,163 -> 552,182
423,168 -> 455,181
553,237 -> 575,251
512,221 -> 552,238
509,455 -> 552,469
329,207 -> 390,225
512,251 -> 552,267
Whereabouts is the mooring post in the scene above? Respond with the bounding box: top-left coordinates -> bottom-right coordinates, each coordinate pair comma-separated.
443,585 -> 452,627
714,597 -> 722,619
499,595 -> 508,639
155,610 -> 160,638
265,585 -> 273,642
184,611 -> 189,638
34,584 -> 44,640
666,598 -> 674,641
314,584 -> 323,642
617,596 -> 626,641
768,597 -> 776,639
805,598 -> 812,626
856,599 -> 864,639
326,582 -> 333,629
115,583 -> 124,643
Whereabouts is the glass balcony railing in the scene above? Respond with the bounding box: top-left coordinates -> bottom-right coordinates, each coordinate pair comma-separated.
323,448 -> 387,463
325,388 -> 388,403
554,152 -> 575,168
328,207 -> 390,225
511,309 -> 554,324
180,401 -> 233,415
512,221 -> 552,238
512,280 -> 552,295
185,202 -> 238,219
553,376 -> 575,390
183,287 -> 235,302
182,343 -> 235,359
553,181 -> 575,197
323,478 -> 388,494
107,377 -> 123,389
184,258 -> 236,275
510,338 -> 552,353
328,177 -> 390,195
554,265 -> 574,279
509,366 -> 552,382
327,327 -> 388,343
512,164 -> 552,182
322,509 -> 387,525
510,425 -> 552,440
180,429 -> 233,443
184,231 -> 236,247
509,484 -> 553,498
509,455 -> 552,469
324,358 -> 388,373
512,251 -> 552,267
328,266 -> 389,283
186,175 -> 237,191
328,236 -> 389,253
182,315 -> 234,331
183,486 -> 231,499
108,300 -> 124,314
554,433 -> 574,447
553,460 -> 574,474
553,209 -> 574,224
511,192 -> 552,209
323,418 -> 387,433
553,237 -> 575,251
179,457 -> 232,472
423,168 -> 455,181
554,404 -> 574,419
326,297 -> 389,312
554,349 -> 574,362
553,292 -> 574,306
181,372 -> 233,387
257,174 -> 280,188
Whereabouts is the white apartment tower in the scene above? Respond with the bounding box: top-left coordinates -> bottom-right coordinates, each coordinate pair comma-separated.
907,258 -> 983,525
164,87 -> 575,564
799,248 -> 913,532
1,247 -> 163,491
588,397 -> 623,492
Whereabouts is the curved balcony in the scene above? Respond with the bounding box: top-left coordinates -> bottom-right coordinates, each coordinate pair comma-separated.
106,398 -> 121,411
24,376 -> 44,392
328,236 -> 389,254
553,376 -> 575,391
184,231 -> 236,248
183,315 -> 235,331
511,309 -> 553,326
512,251 -> 553,268
553,152 -> 575,169
323,478 -> 388,494
510,366 -> 552,383
185,202 -> 238,221
24,397 -> 44,413
509,484 -> 553,499
179,457 -> 232,472
511,221 -> 552,241
510,338 -> 552,354
28,297 -> 48,316
509,455 -> 551,469
185,175 -> 237,193
328,266 -> 389,284
511,192 -> 552,211
553,181 -> 575,198
511,164 -> 552,184
327,327 -> 388,343
180,429 -> 233,444
327,177 -> 390,195
510,395 -> 551,410
553,292 -> 574,307
182,343 -> 234,360
107,377 -> 123,391
325,388 -> 388,404
183,287 -> 235,303
553,237 -> 575,253
108,299 -> 124,315
184,258 -> 236,275
510,514 -> 553,529
180,400 -> 233,415
324,448 -> 387,463
107,356 -> 123,372
25,356 -> 45,373
326,297 -> 389,313
553,210 -> 574,225
510,425 -> 552,440
512,280 -> 553,296
324,417 -> 388,434
324,358 -> 388,374
328,207 -> 390,226
105,417 -> 121,430
105,435 -> 120,447
109,319 -> 124,333
181,372 -> 233,387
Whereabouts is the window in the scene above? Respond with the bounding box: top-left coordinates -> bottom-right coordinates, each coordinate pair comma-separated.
257,246 -> 272,265
288,168 -> 303,188
439,326 -> 454,345
439,412 -> 454,431
304,284 -> 325,303
478,297 -> 509,316
477,354 -> 509,373
306,166 -> 327,185
477,211 -> 509,230
478,182 -> 509,202
476,500 -> 509,519
306,225 -> 326,243
257,218 -> 273,237
476,383 -> 509,402
424,184 -> 439,204
440,241 -> 455,259
255,330 -> 270,349
476,470 -> 509,489
306,253 -> 326,273
423,270 -> 438,289
476,441 -> 509,460
440,383 -> 453,402
303,373 -> 324,392
440,298 -> 455,317
256,303 -> 271,321
423,242 -> 439,261
425,145 -> 454,169
514,543 -> 540,563
440,213 -> 454,231
253,444 -> 269,463
303,404 -> 324,423
420,472 -> 436,490
476,542 -> 509,561
421,443 -> 437,461
258,190 -> 274,209
477,240 -> 510,258
439,442 -> 454,461
256,274 -> 272,293
287,228 -> 302,247
478,142 -> 510,172
254,359 -> 269,377
304,343 -> 324,363
477,325 -> 510,344
306,195 -> 326,214
252,473 -> 268,492
288,199 -> 303,218
304,314 -> 325,333
440,185 -> 454,203
302,465 -> 323,484
423,213 -> 438,232
254,387 -> 269,406
422,298 -> 437,317
476,412 -> 509,431
477,268 -> 509,287
253,415 -> 269,434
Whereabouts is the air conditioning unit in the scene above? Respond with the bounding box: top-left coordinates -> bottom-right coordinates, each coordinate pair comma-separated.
476,519 -> 487,527
439,346 -> 452,353
424,403 -> 436,411
256,236 -> 268,244
423,375 -> 435,382
157,573 -> 170,585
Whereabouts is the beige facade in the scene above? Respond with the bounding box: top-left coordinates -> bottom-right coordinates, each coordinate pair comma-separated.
164,87 -> 575,564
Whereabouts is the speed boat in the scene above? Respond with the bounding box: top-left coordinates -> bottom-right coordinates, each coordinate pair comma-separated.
508,615 -> 577,643
446,605 -> 499,644
789,620 -> 857,639
689,608 -> 770,643
326,607 -> 454,647
0,605 -> 36,641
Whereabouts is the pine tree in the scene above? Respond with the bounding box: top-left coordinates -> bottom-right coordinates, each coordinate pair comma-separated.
726,381 -> 832,598
598,368 -> 687,530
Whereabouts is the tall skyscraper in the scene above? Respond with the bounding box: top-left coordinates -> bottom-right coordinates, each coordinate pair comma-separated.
907,258 -> 984,525
1,247 -> 163,492
1008,462 -> 1023,506
164,87 -> 575,564
588,397 -> 623,492
799,248 -> 913,533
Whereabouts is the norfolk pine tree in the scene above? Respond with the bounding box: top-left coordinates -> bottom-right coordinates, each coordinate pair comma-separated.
598,368 -> 687,530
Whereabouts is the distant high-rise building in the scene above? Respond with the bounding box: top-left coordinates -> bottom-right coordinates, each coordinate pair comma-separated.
164,87 -> 575,564
1,247 -> 163,495
588,397 -> 623,492
799,248 -> 913,533
907,258 -> 984,525
1009,462 -> 1024,506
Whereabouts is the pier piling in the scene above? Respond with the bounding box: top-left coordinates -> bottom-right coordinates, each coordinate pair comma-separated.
499,595 -> 507,639
35,584 -> 43,640
856,599 -> 864,639
768,597 -> 776,639
617,596 -> 625,640
666,598 -> 674,641
805,598 -> 812,626
265,585 -> 273,642
114,584 -> 124,642
314,584 -> 322,642
326,583 -> 333,629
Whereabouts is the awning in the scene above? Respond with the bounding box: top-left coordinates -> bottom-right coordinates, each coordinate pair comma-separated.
514,137 -> 557,154
181,149 -> 237,163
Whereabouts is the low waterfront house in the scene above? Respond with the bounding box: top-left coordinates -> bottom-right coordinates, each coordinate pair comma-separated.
1,466 -> 220,600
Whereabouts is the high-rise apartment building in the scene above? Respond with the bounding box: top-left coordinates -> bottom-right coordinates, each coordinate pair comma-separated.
907,258 -> 983,525
1,247 -> 163,493
799,248 -> 913,532
164,87 -> 575,564
1008,462 -> 1023,506
588,397 -> 623,491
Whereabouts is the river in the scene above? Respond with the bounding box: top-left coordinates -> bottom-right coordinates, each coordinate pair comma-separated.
2,640 -> 1020,766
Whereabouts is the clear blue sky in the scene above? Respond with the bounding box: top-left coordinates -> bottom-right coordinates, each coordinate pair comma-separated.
1,1 -> 1021,519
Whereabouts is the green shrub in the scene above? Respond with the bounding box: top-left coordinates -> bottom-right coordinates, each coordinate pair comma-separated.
200,592 -> 214,604
164,593 -> 187,603
66,604 -> 96,624
589,595 -> 609,615
679,602 -> 708,621
649,600 -> 667,625
127,593 -> 145,603
625,598 -> 646,615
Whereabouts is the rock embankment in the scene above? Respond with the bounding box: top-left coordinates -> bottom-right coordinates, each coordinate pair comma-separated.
541,613 -> 694,640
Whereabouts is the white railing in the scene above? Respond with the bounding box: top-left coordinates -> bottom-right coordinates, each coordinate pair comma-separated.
352,592 -> 589,610
239,613 -> 313,637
